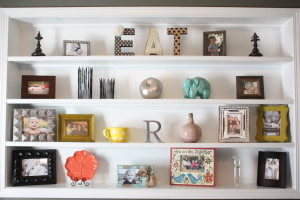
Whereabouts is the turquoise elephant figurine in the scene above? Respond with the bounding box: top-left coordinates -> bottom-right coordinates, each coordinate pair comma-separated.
183,77 -> 211,99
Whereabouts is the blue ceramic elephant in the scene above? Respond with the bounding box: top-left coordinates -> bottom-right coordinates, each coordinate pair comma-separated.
183,77 -> 211,99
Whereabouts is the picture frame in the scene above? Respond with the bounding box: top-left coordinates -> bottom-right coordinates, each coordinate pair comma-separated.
257,151 -> 286,188
58,114 -> 95,142
236,76 -> 264,99
170,148 -> 215,186
117,165 -> 154,187
203,30 -> 226,56
21,75 -> 56,99
256,105 -> 289,142
13,109 -> 56,142
12,149 -> 56,186
63,40 -> 91,56
219,106 -> 250,143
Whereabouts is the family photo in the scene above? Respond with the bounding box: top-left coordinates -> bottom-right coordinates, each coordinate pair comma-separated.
263,111 -> 281,136
180,155 -> 205,172
65,121 -> 88,136
264,158 -> 280,180
226,114 -> 242,135
22,158 -> 48,177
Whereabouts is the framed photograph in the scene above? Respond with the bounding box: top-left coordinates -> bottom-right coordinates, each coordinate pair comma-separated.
219,106 -> 250,143
12,150 -> 56,186
58,114 -> 95,142
256,105 -> 289,142
63,40 -> 90,56
203,30 -> 226,56
13,109 -> 56,142
117,165 -> 154,187
257,151 -> 286,188
236,76 -> 264,99
170,148 -> 215,186
21,75 -> 56,99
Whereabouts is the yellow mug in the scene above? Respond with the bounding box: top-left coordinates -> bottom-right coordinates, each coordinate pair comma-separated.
103,127 -> 130,143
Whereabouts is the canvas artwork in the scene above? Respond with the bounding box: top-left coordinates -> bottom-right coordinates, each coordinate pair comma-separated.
170,148 -> 215,186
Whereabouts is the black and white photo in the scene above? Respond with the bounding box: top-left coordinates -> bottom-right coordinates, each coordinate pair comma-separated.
22,158 -> 48,176
63,40 -> 90,56
263,111 -> 281,136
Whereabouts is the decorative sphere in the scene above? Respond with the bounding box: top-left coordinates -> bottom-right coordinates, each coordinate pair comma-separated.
139,77 -> 163,99
114,25 -> 124,37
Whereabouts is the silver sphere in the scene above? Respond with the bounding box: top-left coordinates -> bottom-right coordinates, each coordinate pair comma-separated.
139,77 -> 163,99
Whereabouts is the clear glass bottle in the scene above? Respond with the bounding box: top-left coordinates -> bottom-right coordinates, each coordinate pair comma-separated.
232,156 -> 240,187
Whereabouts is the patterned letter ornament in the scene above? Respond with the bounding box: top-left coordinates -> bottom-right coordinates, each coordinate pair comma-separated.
167,28 -> 188,56
144,28 -> 163,56
114,26 -> 135,56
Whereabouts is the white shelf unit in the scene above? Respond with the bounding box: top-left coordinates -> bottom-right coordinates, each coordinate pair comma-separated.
0,7 -> 300,199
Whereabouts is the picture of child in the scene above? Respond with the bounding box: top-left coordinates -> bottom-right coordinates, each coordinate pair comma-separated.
28,81 -> 49,95
208,36 -> 219,56
22,158 -> 48,177
123,169 -> 137,184
243,81 -> 259,95
23,117 -> 48,136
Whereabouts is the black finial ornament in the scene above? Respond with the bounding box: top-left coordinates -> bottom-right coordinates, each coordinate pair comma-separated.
31,31 -> 46,56
249,32 -> 263,56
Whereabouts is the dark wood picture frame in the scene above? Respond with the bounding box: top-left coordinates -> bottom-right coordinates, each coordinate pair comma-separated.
12,149 -> 56,186
203,30 -> 226,56
236,76 -> 264,99
257,151 -> 286,188
21,75 -> 56,99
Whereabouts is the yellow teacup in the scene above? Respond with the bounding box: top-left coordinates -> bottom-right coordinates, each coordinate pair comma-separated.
103,127 -> 130,143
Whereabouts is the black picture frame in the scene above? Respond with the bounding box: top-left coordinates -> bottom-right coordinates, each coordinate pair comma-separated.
236,76 -> 264,99
12,150 -> 56,186
257,151 -> 286,188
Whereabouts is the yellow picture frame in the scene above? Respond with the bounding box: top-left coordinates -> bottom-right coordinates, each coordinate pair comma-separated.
58,114 -> 95,142
256,105 -> 289,142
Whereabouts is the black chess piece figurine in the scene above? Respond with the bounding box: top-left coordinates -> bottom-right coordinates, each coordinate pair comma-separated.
31,31 -> 46,56
249,32 -> 263,56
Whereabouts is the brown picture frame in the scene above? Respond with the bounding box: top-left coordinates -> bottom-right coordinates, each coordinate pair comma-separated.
21,75 -> 56,99
203,30 -> 226,56
236,76 -> 264,99
58,114 -> 95,142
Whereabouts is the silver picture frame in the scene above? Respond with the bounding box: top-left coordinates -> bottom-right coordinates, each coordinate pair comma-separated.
219,106 -> 250,143
13,109 -> 56,142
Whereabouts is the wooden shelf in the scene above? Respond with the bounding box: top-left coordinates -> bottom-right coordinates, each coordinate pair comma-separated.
6,99 -> 294,107
7,56 -> 293,67
1,183 -> 298,199
6,141 -> 295,148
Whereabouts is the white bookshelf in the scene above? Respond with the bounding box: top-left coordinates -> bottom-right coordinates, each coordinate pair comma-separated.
0,7 -> 299,199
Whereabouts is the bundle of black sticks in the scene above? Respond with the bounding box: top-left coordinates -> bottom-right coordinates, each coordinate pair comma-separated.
78,67 -> 93,99
99,78 -> 115,99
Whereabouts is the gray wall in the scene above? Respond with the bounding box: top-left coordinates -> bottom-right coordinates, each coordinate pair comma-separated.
0,0 -> 299,8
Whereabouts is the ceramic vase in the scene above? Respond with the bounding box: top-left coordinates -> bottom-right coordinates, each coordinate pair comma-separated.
179,113 -> 202,143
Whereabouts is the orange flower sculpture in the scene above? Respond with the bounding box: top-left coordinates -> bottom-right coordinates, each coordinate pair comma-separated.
65,150 -> 98,182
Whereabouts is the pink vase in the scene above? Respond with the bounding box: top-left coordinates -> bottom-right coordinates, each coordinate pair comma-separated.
179,113 -> 202,143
